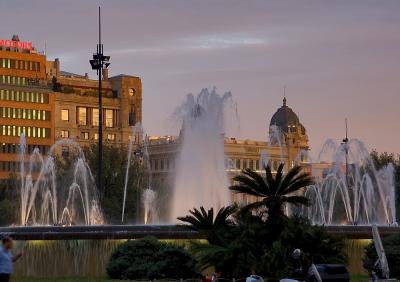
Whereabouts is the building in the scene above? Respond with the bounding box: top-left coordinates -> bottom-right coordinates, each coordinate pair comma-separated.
0,35 -> 143,179
147,97 -> 311,194
0,35 -> 55,179
49,61 -> 142,147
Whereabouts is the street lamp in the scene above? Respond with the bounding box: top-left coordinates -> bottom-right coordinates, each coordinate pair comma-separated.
342,118 -> 349,188
90,6 -> 111,196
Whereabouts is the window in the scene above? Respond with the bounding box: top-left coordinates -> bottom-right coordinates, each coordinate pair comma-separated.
61,130 -> 69,138
0,90 -> 48,104
77,107 -> 87,125
129,106 -> 136,126
81,132 -> 89,140
94,133 -> 99,140
107,133 -> 116,141
105,109 -> 113,127
0,125 -> 50,139
62,146 -> 69,158
61,109 -> 69,121
92,108 -> 99,126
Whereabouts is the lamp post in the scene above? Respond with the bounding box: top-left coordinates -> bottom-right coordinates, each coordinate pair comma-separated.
342,118 -> 349,188
90,7 -> 110,196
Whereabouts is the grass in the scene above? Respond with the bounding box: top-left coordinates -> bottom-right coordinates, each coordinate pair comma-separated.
14,278 -> 114,282
12,275 -> 373,282
350,275 -> 370,282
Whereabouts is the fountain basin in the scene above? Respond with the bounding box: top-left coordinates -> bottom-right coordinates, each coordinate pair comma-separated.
1,224 -> 399,240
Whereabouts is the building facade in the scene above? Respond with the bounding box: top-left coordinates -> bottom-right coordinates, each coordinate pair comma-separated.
147,98 -> 311,195
50,66 -> 142,147
0,35 -> 55,179
0,35 -> 143,179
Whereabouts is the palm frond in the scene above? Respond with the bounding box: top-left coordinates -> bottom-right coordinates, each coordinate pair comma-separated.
214,205 -> 237,226
274,163 -> 285,193
230,172 -> 267,197
264,165 -> 275,189
281,173 -> 314,195
177,206 -> 214,230
178,205 -> 237,233
242,168 -> 270,194
231,169 -> 270,196
277,165 -> 303,192
229,184 -> 265,197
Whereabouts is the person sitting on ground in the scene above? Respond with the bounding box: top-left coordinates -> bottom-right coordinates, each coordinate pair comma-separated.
0,237 -> 23,282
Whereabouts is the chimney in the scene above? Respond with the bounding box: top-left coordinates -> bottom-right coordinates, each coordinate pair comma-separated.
102,68 -> 108,80
54,58 -> 60,76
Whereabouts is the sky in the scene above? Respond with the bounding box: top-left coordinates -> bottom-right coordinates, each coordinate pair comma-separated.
1,0 -> 399,155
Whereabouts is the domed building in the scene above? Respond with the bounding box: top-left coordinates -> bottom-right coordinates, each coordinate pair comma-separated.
147,97 -> 310,192
270,97 -> 306,135
269,97 -> 309,161
144,97 -> 312,218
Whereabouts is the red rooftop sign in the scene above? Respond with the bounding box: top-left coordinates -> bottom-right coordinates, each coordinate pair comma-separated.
0,39 -> 32,50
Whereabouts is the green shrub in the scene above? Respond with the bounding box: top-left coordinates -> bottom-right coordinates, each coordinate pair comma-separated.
364,234 -> 400,278
62,86 -> 75,94
106,237 -> 198,280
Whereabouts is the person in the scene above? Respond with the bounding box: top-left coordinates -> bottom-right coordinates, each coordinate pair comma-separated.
0,237 -> 23,282
246,270 -> 264,282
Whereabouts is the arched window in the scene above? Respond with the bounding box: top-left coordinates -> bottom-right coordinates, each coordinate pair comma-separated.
129,88 -> 136,126
129,106 -> 136,126
129,88 -> 135,97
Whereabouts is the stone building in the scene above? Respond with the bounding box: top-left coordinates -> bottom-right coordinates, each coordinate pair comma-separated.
48,59 -> 142,147
0,35 -> 143,179
147,98 -> 311,192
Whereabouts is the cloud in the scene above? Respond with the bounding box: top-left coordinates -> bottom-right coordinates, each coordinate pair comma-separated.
183,34 -> 268,49
110,33 -> 268,56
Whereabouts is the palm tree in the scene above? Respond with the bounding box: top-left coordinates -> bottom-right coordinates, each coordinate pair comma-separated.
177,205 -> 237,245
178,206 -> 256,277
229,163 -> 314,221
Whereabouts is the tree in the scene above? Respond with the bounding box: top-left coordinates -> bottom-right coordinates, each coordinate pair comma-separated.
106,237 -> 198,280
364,233 -> 400,278
179,206 -> 345,280
0,175 -> 19,225
178,166 -> 346,280
178,206 -> 255,278
229,164 -> 314,224
84,144 -> 148,223
178,206 -> 237,245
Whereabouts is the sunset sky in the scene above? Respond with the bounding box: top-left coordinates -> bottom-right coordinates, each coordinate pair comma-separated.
2,0 -> 399,155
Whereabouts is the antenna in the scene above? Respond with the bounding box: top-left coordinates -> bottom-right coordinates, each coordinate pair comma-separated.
99,6 -> 101,46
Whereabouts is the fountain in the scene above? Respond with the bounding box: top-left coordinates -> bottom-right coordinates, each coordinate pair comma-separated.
18,134 -> 103,226
260,124 -> 287,172
122,123 -> 157,224
302,138 -> 396,225
143,188 -> 158,224
169,87 -> 235,221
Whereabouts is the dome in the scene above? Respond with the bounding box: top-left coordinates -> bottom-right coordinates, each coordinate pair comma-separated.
270,97 -> 306,134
